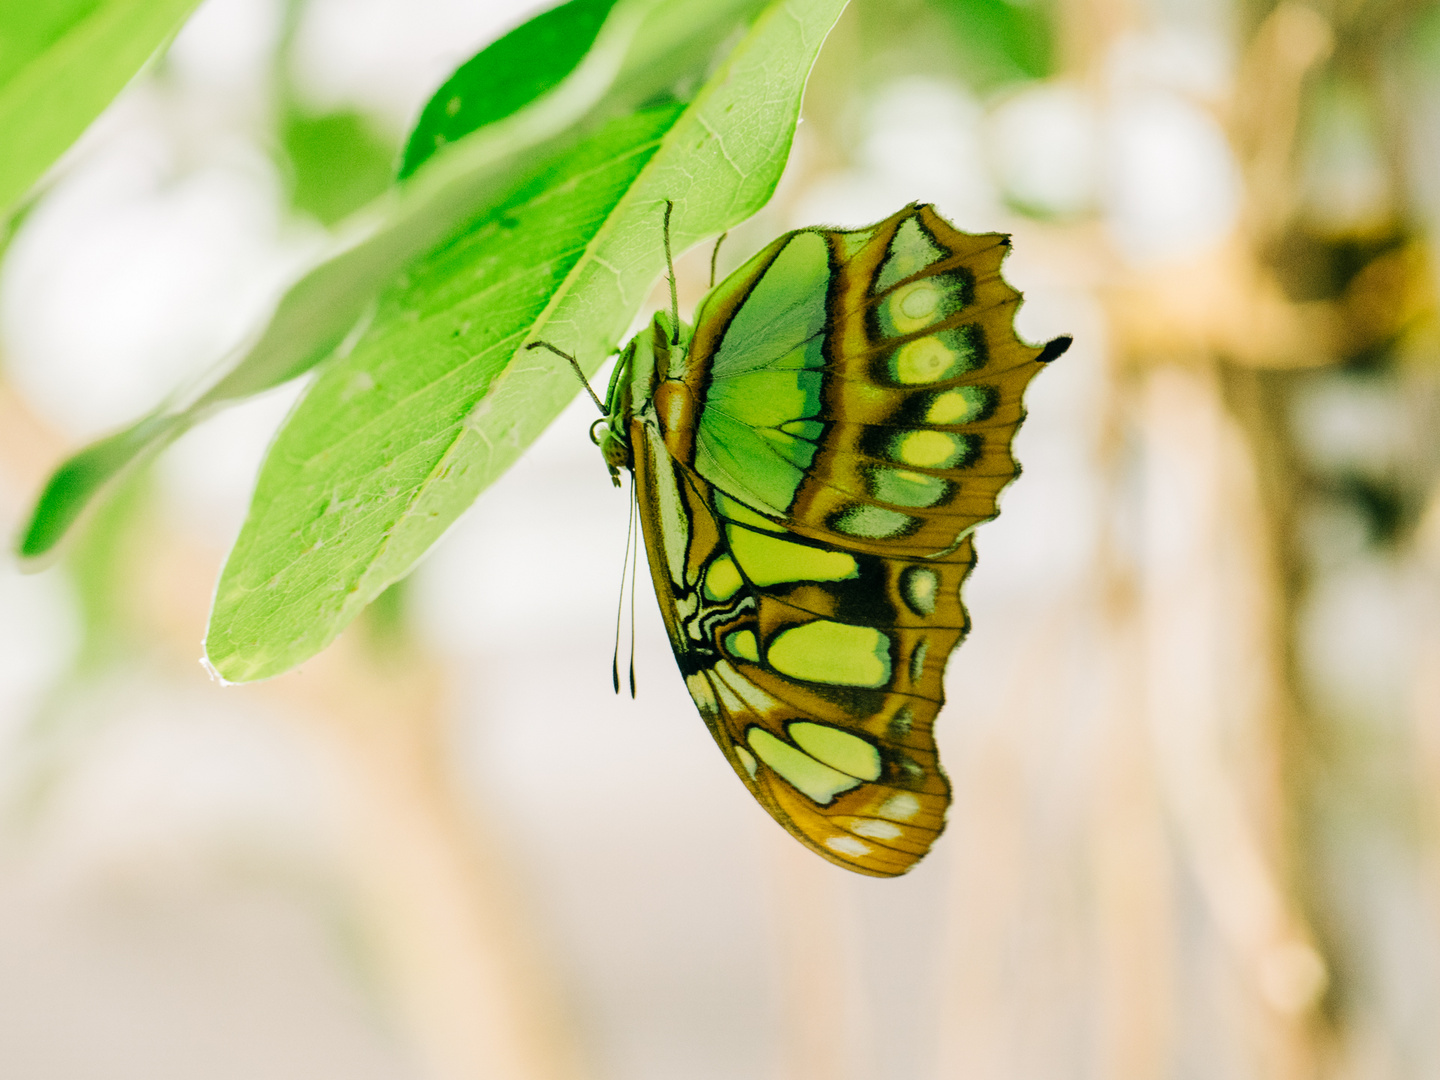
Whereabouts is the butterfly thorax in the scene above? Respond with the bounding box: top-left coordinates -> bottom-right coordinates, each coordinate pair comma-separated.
600,309 -> 694,482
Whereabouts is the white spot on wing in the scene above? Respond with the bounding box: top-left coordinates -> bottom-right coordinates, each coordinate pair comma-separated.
878,792 -> 921,821
712,660 -> 782,714
853,819 -> 903,841
735,745 -> 759,779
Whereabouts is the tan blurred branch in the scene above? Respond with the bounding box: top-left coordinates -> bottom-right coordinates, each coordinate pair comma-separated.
1056,3 -> 1348,1073
1140,366 -> 1326,1057
250,641 -> 589,1080
1107,238 -> 1333,370
1232,3 -> 1335,241
1103,1 -> 1435,374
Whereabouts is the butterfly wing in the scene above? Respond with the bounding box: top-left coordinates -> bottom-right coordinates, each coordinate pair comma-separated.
632,430 -> 957,875
631,204 -> 1064,876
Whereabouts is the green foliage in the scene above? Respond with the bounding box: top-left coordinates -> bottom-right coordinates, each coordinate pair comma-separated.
0,0 -> 202,219
0,0 -> 102,85
282,108 -> 398,227
205,0 -> 849,681
17,0 -> 770,566
18,414 -> 175,562
64,470 -> 152,672
398,0 -> 620,180
205,105 -> 678,677
14,0 -> 847,679
928,0 -> 1053,87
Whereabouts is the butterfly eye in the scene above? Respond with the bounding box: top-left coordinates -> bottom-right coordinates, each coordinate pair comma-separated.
590,419 -> 631,472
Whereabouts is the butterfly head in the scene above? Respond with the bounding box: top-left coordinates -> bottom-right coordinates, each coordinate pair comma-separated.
595,308 -> 697,485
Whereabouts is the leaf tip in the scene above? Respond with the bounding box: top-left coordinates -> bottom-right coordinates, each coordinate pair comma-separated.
198,653 -> 236,687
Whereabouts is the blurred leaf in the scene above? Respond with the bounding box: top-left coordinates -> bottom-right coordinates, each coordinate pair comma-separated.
360,579 -> 413,659
0,0 -> 203,219
1410,0 -> 1440,70
1269,226 -> 1405,303
0,0 -> 100,85
1332,473 -> 1407,548
64,468 -> 152,672
927,0 -> 1053,87
398,0 -> 620,180
17,0 -> 769,566
205,0 -> 848,682
282,108 -> 397,227
18,414 -> 177,562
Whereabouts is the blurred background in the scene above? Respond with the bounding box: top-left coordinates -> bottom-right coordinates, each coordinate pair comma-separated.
0,0 -> 1436,1076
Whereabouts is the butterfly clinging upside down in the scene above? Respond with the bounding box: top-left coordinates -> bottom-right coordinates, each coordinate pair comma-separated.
532,203 -> 1069,877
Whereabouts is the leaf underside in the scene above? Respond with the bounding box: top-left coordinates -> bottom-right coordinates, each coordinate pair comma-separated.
15,0 -> 773,566
204,0 -> 849,681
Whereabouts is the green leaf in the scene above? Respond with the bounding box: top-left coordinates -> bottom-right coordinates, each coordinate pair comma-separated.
64,466 -> 153,672
927,0 -> 1053,88
0,0 -> 203,219
17,414 -> 179,562
205,0 -> 849,682
281,108 -> 398,227
398,0 -> 621,180
17,0 -> 769,565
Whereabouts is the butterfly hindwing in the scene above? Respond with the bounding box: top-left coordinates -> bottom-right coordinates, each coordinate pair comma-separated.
622,203 -> 1064,876
631,429 -> 954,876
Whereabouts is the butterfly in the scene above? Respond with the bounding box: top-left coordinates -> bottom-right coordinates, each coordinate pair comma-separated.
533,203 -> 1068,876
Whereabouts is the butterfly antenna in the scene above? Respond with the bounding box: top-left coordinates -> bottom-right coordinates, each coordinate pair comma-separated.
527,340 -> 604,415
628,482 -> 639,698
662,200 -> 680,346
709,231 -> 727,289
612,474 -> 637,694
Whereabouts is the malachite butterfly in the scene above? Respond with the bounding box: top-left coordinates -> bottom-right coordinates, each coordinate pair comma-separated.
537,203 -> 1069,876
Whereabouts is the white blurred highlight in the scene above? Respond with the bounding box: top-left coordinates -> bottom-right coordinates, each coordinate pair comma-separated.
289,0 -> 530,133
0,89 -> 317,436
1103,89 -> 1242,264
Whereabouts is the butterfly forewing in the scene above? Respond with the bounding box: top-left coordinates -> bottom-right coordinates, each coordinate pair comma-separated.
626,203 -> 1062,876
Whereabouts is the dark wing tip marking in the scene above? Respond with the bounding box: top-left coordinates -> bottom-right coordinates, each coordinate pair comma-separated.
1037,335 -> 1072,364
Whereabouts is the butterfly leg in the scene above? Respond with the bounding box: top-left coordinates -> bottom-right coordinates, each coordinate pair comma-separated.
524,340 -> 604,413
708,231 -> 727,289
661,200 -> 680,345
